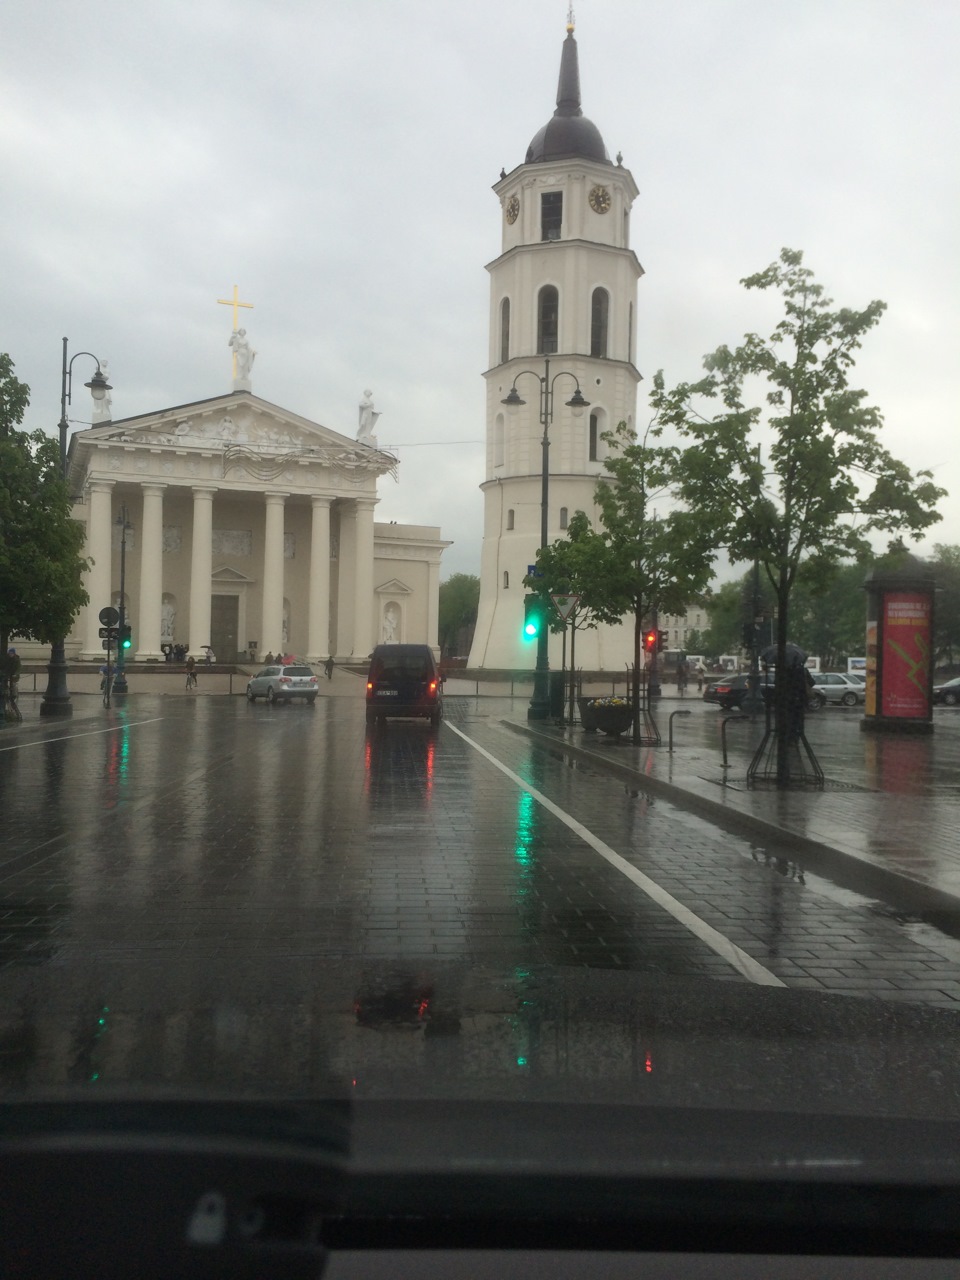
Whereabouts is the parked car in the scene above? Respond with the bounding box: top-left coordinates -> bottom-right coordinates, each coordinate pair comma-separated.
808,671 -> 865,707
933,676 -> 960,706
246,664 -> 319,705
702,672 -> 774,710
366,643 -> 443,726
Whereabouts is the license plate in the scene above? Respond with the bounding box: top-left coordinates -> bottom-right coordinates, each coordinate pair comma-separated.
376,689 -> 399,697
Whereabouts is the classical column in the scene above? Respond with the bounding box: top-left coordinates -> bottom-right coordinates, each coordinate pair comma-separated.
335,503 -> 356,657
82,479 -> 116,659
188,487 -> 217,657
261,492 -> 287,656
427,557 -> 441,652
352,498 -> 377,658
136,483 -> 165,660
307,496 -> 332,662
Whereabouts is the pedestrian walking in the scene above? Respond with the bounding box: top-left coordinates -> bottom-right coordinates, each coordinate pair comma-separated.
185,654 -> 197,690
324,656 -> 334,680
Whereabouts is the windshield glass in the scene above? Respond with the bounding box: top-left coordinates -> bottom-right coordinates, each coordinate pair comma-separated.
2,3 -> 959,1255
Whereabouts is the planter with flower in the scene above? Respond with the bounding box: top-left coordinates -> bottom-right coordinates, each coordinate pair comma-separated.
578,695 -> 633,736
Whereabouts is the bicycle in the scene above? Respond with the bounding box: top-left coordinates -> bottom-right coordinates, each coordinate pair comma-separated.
185,668 -> 198,691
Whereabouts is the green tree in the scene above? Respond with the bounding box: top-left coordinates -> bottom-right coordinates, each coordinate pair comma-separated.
532,422 -> 716,740
654,249 -> 945,783
437,573 -> 480,657
929,544 -> 960,670
523,510 -> 620,700
0,354 -> 88,715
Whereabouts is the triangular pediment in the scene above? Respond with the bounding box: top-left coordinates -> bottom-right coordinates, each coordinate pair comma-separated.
67,392 -> 397,490
211,565 -> 255,583
78,392 -> 359,453
375,578 -> 413,596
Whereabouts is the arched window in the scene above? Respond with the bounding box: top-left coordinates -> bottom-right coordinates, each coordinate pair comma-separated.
503,570 -> 510,589
591,288 -> 609,358
506,508 -> 515,531
559,507 -> 568,530
537,285 -> 559,354
494,412 -> 505,466
587,407 -> 607,463
499,298 -> 510,364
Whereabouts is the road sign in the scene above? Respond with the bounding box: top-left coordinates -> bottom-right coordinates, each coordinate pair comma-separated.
101,640 -> 113,650
98,626 -> 119,639
99,606 -> 119,626
527,565 -> 543,578
551,594 -> 580,620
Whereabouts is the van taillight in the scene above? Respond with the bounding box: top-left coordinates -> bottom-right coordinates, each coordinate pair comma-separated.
429,680 -> 437,693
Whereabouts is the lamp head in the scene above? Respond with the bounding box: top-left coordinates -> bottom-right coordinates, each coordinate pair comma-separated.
501,386 -> 525,412
85,366 -> 112,401
565,386 -> 589,418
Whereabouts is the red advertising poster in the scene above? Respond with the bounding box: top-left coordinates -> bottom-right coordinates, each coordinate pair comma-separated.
881,592 -> 931,718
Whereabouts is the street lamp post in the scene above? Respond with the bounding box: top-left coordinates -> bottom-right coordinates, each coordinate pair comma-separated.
39,338 -> 112,718
502,357 -> 589,721
113,505 -> 133,694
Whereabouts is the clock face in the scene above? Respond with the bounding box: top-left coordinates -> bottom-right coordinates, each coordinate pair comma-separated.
505,195 -> 520,225
589,184 -> 611,214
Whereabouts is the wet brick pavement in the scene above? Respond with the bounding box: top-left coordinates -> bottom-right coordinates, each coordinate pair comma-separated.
0,687 -> 959,1032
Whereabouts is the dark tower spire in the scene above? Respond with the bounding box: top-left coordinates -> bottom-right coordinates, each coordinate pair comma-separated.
525,11 -> 610,165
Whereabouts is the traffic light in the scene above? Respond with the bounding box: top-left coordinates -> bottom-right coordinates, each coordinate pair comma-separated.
643,629 -> 657,653
742,622 -> 756,650
119,624 -> 132,650
523,595 -> 545,642
657,630 -> 668,653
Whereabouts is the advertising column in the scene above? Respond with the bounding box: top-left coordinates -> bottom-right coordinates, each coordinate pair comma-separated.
862,567 -> 934,735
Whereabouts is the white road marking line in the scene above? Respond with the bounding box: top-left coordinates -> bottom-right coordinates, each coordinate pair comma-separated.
0,717 -> 166,752
446,722 -> 785,988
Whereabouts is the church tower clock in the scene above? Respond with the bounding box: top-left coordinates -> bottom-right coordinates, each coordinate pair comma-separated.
468,14 -> 642,671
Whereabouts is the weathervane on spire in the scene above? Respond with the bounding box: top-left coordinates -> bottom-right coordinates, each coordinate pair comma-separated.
566,4 -> 575,33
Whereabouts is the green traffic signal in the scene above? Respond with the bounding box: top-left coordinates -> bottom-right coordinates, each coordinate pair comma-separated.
120,624 -> 132,650
522,595 -> 544,642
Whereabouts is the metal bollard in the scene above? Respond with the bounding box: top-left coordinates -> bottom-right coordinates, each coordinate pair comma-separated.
668,709 -> 692,753
720,713 -> 750,770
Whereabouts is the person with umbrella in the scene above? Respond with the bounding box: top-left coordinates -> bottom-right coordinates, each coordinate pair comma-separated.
761,643 -> 814,738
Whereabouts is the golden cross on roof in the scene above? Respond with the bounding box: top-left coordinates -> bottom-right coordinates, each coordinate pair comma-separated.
217,285 -> 254,378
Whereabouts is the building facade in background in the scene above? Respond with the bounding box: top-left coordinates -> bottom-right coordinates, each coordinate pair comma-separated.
51,390 -> 448,665
469,17 -> 642,670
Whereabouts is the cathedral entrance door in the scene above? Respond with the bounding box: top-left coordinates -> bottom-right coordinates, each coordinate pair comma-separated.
210,594 -> 239,662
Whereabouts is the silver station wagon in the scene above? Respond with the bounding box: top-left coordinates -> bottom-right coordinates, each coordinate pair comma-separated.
246,664 -> 319,705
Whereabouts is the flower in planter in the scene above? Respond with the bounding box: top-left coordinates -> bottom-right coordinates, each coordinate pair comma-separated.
587,696 -> 632,708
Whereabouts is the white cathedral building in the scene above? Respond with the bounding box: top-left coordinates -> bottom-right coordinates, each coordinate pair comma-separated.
60,378 -> 448,665
468,16 -> 641,671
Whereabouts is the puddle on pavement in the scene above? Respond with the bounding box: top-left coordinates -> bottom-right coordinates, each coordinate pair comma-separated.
744,850 -> 960,957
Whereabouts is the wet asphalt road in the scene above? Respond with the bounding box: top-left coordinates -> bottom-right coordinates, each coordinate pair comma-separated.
2,692 -> 960,1097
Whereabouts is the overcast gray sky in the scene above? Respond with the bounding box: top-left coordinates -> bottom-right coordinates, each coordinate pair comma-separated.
2,0 -> 957,580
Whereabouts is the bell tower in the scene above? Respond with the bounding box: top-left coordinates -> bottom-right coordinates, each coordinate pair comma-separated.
468,13 -> 643,670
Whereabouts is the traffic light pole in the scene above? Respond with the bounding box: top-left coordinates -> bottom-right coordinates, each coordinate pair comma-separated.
113,504 -> 131,694
528,406 -> 551,721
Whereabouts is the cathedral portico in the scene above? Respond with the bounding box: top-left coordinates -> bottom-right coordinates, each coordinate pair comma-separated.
64,389 -> 448,666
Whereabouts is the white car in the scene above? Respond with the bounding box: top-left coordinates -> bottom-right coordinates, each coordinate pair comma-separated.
246,664 -> 318,705
809,671 -> 865,708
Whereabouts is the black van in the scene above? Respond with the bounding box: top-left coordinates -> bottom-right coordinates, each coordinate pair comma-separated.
365,644 -> 443,727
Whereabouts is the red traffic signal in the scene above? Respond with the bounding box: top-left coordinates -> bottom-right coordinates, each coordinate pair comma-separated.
644,630 -> 657,653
